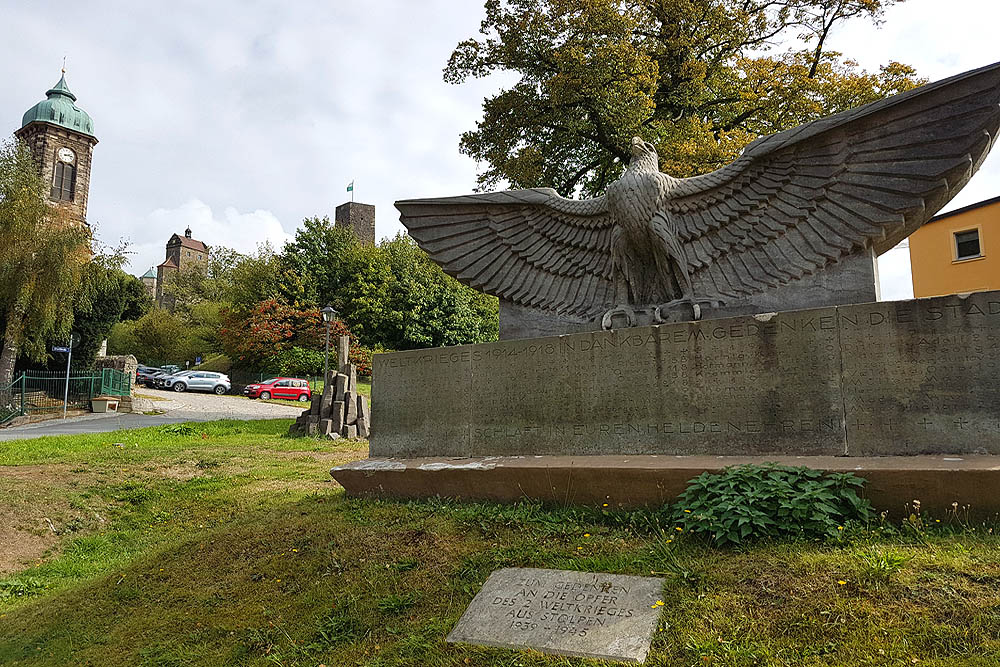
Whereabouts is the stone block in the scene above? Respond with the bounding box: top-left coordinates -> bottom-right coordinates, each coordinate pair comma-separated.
309,394 -> 321,416
345,424 -> 358,439
356,415 -> 369,439
320,419 -> 334,436
344,390 -> 357,425
320,385 -> 334,418
327,432 -> 341,440
347,364 -> 357,392
331,401 -> 345,434
334,373 -> 349,399
337,335 -> 349,370
357,394 -> 370,425
306,421 -> 318,436
447,567 -> 663,662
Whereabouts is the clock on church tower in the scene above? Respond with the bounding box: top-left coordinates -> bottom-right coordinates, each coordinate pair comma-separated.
15,71 -> 98,227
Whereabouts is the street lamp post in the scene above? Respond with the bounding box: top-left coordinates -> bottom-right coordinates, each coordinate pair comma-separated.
320,305 -> 338,389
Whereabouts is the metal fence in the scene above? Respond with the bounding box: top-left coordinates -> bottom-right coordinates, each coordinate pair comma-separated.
0,368 -> 130,425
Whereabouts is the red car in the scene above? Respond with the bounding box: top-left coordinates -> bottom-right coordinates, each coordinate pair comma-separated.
244,377 -> 311,401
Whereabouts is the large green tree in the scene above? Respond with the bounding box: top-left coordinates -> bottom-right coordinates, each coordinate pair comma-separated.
447,0 -> 922,195
0,139 -> 89,386
277,218 -> 498,350
68,248 -> 152,368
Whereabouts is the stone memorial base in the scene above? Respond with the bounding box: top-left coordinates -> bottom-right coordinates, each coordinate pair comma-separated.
336,290 -> 1000,515
370,291 -> 1000,458
331,454 -> 1000,518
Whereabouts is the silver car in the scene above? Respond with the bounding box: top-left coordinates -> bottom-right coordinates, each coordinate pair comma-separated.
161,371 -> 231,394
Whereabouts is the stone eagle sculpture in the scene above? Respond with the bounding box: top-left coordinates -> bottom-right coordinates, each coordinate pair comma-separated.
397,62 -> 1000,327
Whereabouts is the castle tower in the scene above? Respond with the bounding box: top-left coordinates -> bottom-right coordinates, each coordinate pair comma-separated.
15,72 -> 98,227
156,228 -> 209,309
335,201 -> 376,245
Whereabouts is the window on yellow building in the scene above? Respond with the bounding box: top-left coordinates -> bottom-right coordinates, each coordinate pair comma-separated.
955,229 -> 982,260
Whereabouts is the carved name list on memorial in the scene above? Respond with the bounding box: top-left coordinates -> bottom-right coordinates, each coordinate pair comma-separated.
397,62 -> 1000,339
447,568 -> 664,663
372,291 -> 1000,458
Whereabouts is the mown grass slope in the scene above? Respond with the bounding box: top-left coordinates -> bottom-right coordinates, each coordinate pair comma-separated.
1,421 -> 998,666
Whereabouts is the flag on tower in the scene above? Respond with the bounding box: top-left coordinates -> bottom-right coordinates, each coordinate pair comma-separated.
347,181 -> 354,192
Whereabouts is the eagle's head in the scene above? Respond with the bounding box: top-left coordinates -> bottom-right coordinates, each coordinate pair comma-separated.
629,136 -> 659,172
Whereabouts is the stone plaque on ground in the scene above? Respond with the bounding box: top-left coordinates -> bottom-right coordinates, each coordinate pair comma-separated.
447,567 -> 664,663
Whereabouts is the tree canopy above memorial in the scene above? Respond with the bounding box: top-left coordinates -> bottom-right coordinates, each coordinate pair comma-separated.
447,0 -> 922,195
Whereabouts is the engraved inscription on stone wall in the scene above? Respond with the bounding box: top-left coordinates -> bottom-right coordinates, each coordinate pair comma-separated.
371,292 -> 1000,457
839,294 -> 1000,455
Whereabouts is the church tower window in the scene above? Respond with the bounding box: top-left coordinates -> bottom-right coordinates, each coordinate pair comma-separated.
51,161 -> 76,201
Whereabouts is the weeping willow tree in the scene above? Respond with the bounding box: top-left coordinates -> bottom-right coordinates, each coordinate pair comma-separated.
0,139 -> 90,388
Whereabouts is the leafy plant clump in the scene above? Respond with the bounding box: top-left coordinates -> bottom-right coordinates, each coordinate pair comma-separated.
671,464 -> 872,546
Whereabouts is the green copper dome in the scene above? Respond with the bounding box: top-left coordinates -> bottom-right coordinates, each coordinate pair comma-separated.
21,73 -> 95,137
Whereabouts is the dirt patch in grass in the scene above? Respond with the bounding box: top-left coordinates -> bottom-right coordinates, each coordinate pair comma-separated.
0,466 -> 89,575
0,525 -> 56,575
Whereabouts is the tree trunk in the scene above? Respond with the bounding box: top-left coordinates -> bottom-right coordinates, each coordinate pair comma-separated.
0,320 -> 20,410
0,302 -> 25,389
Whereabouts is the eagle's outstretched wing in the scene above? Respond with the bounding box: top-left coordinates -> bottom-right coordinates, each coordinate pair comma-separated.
397,189 -> 614,318
667,61 -> 1000,299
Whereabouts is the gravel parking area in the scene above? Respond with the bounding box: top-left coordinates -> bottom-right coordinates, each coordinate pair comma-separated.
0,387 -> 303,441
134,387 -> 304,420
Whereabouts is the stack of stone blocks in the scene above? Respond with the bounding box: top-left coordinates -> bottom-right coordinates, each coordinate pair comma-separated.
290,335 -> 370,439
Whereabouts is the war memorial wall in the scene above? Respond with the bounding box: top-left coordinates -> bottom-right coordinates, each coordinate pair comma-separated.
370,291 -> 1000,459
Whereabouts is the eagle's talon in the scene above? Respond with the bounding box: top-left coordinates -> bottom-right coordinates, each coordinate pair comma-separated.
654,298 -> 706,323
601,305 -> 636,330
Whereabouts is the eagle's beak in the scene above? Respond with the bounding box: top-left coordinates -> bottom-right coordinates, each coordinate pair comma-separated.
630,136 -> 645,157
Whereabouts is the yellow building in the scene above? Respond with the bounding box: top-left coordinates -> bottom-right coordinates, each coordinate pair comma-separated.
909,196 -> 1000,298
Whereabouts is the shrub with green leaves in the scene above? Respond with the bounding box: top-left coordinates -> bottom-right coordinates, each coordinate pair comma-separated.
671,464 -> 872,546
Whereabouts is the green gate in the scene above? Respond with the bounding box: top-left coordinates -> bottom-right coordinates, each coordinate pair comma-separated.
100,368 -> 129,396
0,368 -> 131,426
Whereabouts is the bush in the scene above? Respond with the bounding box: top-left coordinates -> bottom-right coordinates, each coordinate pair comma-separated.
671,464 -> 872,546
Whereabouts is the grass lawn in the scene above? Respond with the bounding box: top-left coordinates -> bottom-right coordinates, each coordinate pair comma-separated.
1,421 -> 998,666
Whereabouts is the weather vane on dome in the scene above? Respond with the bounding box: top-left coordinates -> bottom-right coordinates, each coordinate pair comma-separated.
61,56 -> 66,74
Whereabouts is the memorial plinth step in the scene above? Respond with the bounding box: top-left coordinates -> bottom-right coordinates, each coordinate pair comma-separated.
331,455 -> 1000,519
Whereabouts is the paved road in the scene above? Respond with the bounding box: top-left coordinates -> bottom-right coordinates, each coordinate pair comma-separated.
0,388 -> 303,441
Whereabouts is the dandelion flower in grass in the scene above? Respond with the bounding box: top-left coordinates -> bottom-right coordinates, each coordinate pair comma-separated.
684,509 -> 691,513
577,547 -> 583,550
584,533 -> 590,538
837,526 -> 844,531
675,527 -> 683,532
602,503 -> 609,507
837,580 -> 847,585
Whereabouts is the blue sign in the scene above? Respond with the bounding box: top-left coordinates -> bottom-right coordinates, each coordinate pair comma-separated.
52,346 -> 70,353
196,356 -> 202,365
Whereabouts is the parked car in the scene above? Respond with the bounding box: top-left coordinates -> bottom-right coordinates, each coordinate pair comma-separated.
159,371 -> 231,394
244,378 -> 311,402
136,365 -> 163,386
141,370 -> 173,388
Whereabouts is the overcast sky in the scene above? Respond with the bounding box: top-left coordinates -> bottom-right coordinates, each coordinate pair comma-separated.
3,0 -> 998,301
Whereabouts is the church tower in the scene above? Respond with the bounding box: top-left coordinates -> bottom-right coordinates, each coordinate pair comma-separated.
15,71 -> 97,227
